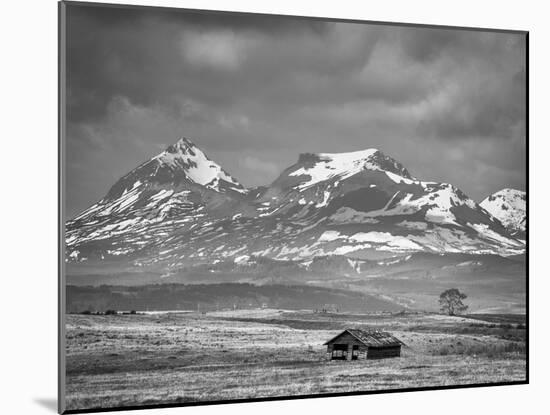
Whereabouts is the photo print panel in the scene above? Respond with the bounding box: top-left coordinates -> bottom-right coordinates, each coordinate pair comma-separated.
59,1 -> 528,413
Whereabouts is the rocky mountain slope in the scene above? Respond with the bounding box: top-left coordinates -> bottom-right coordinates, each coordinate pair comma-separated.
480,188 -> 526,239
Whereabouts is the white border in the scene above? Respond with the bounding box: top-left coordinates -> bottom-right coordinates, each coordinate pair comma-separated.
2,1 -> 546,414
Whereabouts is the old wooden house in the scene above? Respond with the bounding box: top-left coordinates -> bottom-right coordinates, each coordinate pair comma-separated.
324,329 -> 402,360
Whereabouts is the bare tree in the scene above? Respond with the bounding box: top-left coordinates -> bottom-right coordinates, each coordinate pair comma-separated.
439,288 -> 468,316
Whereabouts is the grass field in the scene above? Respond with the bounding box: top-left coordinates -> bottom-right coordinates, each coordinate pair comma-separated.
65,310 -> 526,411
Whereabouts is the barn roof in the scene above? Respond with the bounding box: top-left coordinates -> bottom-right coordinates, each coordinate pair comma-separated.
324,329 -> 402,347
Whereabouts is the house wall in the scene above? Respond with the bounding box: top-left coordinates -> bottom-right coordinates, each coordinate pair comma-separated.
367,345 -> 401,359
326,332 -> 369,360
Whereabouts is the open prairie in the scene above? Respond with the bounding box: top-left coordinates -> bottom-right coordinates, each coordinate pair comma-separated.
65,309 -> 526,411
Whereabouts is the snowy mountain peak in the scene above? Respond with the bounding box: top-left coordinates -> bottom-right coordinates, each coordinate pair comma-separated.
165,137 -> 197,154
100,137 -> 247,203
289,148 -> 413,190
365,149 -> 413,179
480,188 -> 526,236
149,138 -> 247,194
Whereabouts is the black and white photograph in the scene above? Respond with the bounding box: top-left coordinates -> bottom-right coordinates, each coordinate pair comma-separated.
59,1 -> 527,412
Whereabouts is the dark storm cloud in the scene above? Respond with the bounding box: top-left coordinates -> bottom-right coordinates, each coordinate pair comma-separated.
64,3 -> 526,219
400,27 -> 459,62
66,4 -> 333,122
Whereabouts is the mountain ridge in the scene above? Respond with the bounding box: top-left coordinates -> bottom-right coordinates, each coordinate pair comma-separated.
66,137 -> 526,269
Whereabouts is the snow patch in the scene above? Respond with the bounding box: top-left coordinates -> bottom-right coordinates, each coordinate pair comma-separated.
331,244 -> 372,255
349,232 -> 422,250
289,149 -> 378,190
234,255 -> 250,264
330,207 -> 380,224
318,230 -> 344,242
397,220 -> 428,230
315,191 -> 331,208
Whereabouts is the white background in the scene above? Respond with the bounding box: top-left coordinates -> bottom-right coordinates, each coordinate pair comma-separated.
0,0 -> 545,413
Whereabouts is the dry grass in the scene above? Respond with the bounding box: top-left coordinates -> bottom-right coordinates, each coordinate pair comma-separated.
432,341 -> 525,357
64,310 -> 526,411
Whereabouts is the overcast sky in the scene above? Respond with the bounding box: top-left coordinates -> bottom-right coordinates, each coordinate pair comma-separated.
65,4 -> 526,219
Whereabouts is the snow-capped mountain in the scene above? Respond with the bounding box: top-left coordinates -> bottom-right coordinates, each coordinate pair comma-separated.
480,188 -> 526,238
239,149 -> 524,259
66,138 -> 248,260
104,137 -> 246,198
66,139 -> 526,268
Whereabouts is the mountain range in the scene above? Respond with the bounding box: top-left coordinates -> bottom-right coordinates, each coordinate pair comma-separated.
65,138 -> 526,273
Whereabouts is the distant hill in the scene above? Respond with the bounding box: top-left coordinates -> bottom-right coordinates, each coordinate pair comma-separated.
66,252 -> 526,314
66,283 -> 403,314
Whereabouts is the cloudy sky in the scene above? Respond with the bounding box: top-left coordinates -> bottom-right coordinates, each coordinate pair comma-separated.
64,3 -> 526,219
